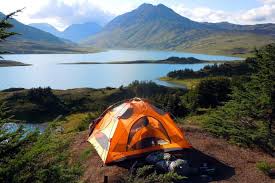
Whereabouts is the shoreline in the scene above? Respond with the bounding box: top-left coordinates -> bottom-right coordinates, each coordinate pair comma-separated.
0,60 -> 31,67
60,58 -> 231,65
159,77 -> 202,89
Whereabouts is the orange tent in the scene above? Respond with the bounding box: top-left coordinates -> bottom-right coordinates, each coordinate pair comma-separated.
87,98 -> 191,164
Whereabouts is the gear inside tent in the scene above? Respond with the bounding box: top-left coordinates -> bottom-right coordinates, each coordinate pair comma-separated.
87,98 -> 191,164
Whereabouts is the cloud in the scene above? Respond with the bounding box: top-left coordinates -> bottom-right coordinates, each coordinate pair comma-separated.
30,0 -> 115,30
240,1 -> 275,24
173,0 -> 275,25
172,5 -> 231,23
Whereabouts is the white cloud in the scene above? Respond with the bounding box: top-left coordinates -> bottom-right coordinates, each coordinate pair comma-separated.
173,0 -> 275,25
30,0 -> 115,30
240,1 -> 275,23
172,5 -> 231,23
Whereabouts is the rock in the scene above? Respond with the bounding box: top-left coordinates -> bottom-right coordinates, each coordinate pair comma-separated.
169,159 -> 190,175
55,126 -> 64,134
145,152 -> 172,164
155,160 -> 171,172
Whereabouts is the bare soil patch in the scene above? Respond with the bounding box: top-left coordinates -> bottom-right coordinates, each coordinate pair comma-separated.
70,126 -> 274,183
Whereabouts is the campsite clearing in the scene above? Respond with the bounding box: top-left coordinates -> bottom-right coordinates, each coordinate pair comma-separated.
70,124 -> 274,183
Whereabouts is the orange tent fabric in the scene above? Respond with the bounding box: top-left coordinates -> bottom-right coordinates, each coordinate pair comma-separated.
87,98 -> 191,164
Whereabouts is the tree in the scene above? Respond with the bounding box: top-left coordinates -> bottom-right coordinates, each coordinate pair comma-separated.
0,9 -> 38,182
205,44 -> 275,152
0,102 -> 38,182
245,44 -> 275,137
0,9 -> 22,58
196,77 -> 232,108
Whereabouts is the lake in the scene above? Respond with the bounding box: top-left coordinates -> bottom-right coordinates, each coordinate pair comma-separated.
3,122 -> 48,133
0,50 -> 241,89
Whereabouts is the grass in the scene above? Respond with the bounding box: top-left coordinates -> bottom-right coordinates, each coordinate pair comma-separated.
175,33 -> 275,58
256,161 -> 275,175
61,113 -> 98,133
178,114 -> 209,126
79,146 -> 94,162
159,77 -> 202,89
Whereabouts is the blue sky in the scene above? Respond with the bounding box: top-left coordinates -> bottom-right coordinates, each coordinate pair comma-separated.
0,0 -> 274,30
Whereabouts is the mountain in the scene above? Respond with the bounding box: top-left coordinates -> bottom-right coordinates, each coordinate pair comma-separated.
61,22 -> 102,42
29,23 -> 61,37
0,12 -> 66,44
0,12 -> 96,53
83,3 -> 275,56
30,22 -> 102,42
83,3 -> 206,48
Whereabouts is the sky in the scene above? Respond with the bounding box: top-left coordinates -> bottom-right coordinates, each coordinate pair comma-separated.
0,0 -> 274,31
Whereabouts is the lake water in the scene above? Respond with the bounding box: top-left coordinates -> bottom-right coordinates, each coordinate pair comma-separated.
3,122 -> 48,133
0,50 -> 241,89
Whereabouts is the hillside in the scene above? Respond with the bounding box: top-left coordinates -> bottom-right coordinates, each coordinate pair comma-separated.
28,23 -> 60,37
0,12 -> 65,44
0,12 -> 99,53
30,22 -> 102,42
0,82 -> 274,182
83,3 -> 275,57
61,22 -> 102,42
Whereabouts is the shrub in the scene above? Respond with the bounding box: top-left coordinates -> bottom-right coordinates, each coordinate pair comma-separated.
1,120 -> 82,183
256,161 -> 275,174
120,165 -> 185,183
196,77 -> 232,108
76,113 -> 97,132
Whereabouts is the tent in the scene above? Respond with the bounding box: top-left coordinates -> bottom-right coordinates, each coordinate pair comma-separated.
87,98 -> 191,164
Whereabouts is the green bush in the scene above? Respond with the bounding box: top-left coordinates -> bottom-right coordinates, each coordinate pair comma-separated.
1,121 -> 82,183
256,161 -> 275,174
76,113 -> 97,132
120,165 -> 185,183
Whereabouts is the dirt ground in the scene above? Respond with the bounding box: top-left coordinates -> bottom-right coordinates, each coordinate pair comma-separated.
70,126 -> 275,183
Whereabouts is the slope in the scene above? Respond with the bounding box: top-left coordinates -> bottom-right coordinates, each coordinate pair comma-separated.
0,12 -> 99,53
30,22 -> 102,43
83,3 -> 275,56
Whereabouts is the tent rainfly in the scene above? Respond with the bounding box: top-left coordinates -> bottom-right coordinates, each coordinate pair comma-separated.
87,98 -> 191,164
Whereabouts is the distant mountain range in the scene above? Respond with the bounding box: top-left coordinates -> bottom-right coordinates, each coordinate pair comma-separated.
0,12 -> 99,54
1,3 -> 275,56
29,22 -> 102,42
28,23 -> 61,37
0,12 -> 66,45
82,3 -> 275,56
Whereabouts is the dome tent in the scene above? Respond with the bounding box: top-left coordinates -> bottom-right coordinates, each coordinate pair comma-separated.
87,98 -> 191,164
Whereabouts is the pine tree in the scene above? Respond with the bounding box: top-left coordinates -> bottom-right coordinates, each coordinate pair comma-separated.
205,44 -> 275,152
0,9 -> 22,58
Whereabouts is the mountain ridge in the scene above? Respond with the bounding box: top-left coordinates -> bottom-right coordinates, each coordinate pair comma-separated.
0,12 -> 66,44
0,12 -> 99,54
83,3 -> 275,56
30,22 -> 102,42
28,23 -> 60,37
